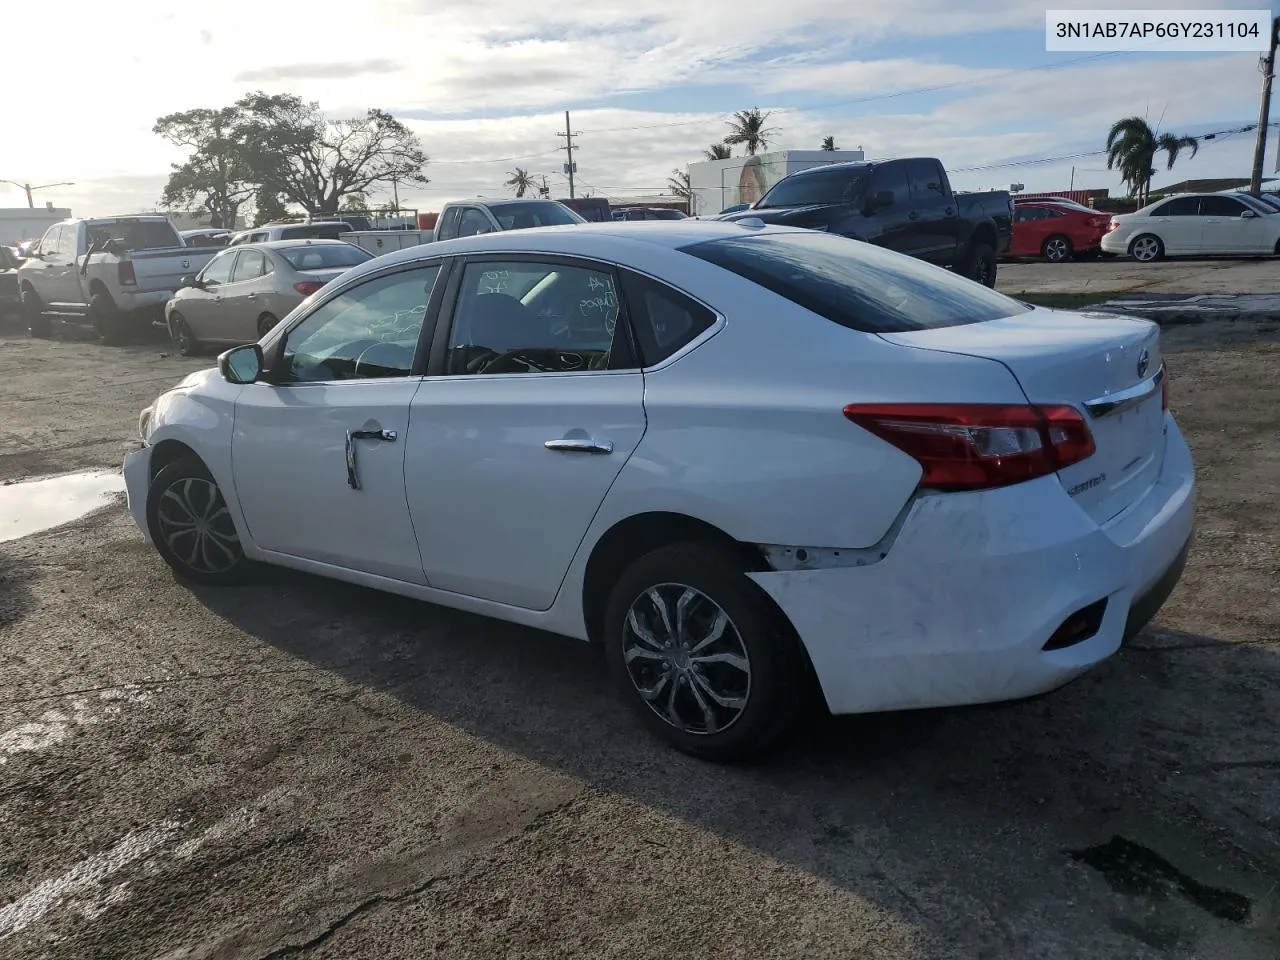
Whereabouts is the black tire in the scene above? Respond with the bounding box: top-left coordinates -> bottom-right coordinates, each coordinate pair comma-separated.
22,287 -> 51,338
603,542 -> 808,761
962,241 -> 998,287
90,291 -> 126,345
171,312 -> 199,356
1129,234 -> 1164,263
1041,234 -> 1073,263
256,313 -> 279,339
146,455 -> 248,585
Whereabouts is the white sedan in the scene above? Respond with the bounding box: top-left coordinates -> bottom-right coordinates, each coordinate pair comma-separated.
1101,191 -> 1280,261
124,221 -> 1195,760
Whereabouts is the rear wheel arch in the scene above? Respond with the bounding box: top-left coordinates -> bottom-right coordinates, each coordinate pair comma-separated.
87,278 -> 111,300
581,512 -> 764,644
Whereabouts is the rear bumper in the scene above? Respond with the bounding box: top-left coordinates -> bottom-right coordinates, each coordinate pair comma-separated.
116,289 -> 172,314
749,413 -> 1195,715
1100,233 -> 1131,255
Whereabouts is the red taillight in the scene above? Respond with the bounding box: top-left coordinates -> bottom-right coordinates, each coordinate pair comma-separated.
1107,217 -> 1120,233
842,402 -> 1096,492
294,280 -> 325,296
117,260 -> 136,285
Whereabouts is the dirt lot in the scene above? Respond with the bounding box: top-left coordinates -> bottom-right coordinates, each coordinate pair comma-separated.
996,256 -> 1280,297
1,316 -> 1278,960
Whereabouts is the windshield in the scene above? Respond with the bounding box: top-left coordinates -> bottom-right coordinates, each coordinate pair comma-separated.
279,244 -> 373,270
681,231 -> 1030,333
87,219 -> 179,251
492,202 -> 584,229
756,168 -> 867,209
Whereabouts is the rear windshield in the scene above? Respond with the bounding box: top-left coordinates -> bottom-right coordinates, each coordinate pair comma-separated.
87,219 -> 179,251
279,244 -> 373,270
280,224 -> 352,240
681,231 -> 1030,333
756,168 -> 867,208
491,202 -> 584,229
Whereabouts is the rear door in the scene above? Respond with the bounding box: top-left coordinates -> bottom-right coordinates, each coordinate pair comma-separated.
863,163 -> 916,254
1143,196 -> 1202,254
905,159 -> 960,262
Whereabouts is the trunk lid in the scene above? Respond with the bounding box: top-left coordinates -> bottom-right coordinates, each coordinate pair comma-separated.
879,307 -> 1165,524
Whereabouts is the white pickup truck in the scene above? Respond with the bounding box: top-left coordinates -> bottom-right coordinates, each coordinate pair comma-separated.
18,216 -> 218,343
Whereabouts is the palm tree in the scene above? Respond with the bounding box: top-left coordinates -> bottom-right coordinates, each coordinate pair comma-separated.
821,136 -> 837,151
505,167 -> 536,198
1106,117 -> 1199,206
668,169 -> 693,214
723,107 -> 778,157
704,143 -> 731,161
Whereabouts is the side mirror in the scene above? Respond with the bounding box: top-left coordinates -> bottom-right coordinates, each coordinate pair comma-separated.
1241,209 -> 1258,219
178,275 -> 199,289
866,190 -> 894,213
218,343 -> 263,384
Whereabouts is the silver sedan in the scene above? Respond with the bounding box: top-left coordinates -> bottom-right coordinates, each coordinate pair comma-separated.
164,239 -> 375,355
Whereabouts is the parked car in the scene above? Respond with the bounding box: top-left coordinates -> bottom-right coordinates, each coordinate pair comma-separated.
180,228 -> 232,247
719,203 -> 751,216
1101,192 -> 1280,261
17,216 -> 219,342
1005,200 -> 1110,262
164,239 -> 373,355
433,199 -> 584,241
1015,196 -> 1098,214
719,158 -> 1013,286
613,207 -> 689,221
558,197 -> 612,222
125,221 -> 1193,760
229,221 -> 354,245
0,244 -> 21,317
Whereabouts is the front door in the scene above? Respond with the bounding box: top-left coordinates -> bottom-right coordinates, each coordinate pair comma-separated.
405,255 -> 647,609
180,247 -> 237,339
27,225 -> 65,305
231,261 -> 444,583
1198,195 -> 1268,253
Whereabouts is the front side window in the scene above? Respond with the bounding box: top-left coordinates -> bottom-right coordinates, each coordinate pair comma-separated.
200,250 -> 237,285
231,250 -> 269,282
436,207 -> 463,240
457,209 -> 493,237
1199,196 -> 1247,217
57,225 -> 80,257
445,259 -> 624,375
281,265 -> 441,383
38,225 -> 62,256
681,231 -> 1030,334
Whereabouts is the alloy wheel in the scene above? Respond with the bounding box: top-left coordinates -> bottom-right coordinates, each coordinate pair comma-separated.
155,477 -> 241,575
1044,237 -> 1070,262
621,583 -> 751,735
1132,236 -> 1161,262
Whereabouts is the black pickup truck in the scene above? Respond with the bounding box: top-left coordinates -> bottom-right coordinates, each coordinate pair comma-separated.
720,158 -> 1013,286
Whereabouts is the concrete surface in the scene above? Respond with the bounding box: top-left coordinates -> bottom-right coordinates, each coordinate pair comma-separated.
1,318 -> 1278,959
997,257 -> 1280,297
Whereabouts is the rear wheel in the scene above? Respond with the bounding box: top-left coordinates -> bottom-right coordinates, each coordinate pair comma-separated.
603,542 -> 808,761
146,456 -> 248,585
1130,234 -> 1164,263
171,312 -> 199,357
256,312 -> 279,338
962,241 -> 998,287
1042,234 -> 1073,263
90,291 -> 126,345
22,287 -> 50,338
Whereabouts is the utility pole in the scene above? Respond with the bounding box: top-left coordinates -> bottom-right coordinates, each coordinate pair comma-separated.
391,176 -> 400,217
1,180 -> 75,208
557,110 -> 579,198
1069,166 -> 1075,192
1250,17 -> 1279,196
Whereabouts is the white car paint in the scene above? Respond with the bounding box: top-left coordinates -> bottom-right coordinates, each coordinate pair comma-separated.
124,221 -> 1194,732
1101,191 -> 1280,259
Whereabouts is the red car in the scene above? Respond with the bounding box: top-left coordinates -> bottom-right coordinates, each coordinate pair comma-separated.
1005,200 -> 1110,262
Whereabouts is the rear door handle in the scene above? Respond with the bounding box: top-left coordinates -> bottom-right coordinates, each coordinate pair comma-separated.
346,428 -> 398,489
544,438 -> 613,454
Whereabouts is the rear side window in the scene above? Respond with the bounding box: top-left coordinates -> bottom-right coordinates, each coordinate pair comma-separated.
681,232 -> 1030,333
619,271 -> 716,365
868,163 -> 910,206
906,159 -> 947,202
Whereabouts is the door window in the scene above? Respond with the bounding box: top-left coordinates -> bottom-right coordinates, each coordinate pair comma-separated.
445,259 -> 625,375
618,271 -> 716,366
437,207 -> 463,240
1015,207 -> 1047,222
281,264 -> 441,382
905,159 -> 947,202
39,226 -> 62,257
868,163 -> 911,206
231,249 -> 269,282
456,209 -> 493,237
1198,196 -> 1247,217
57,225 -> 80,258
199,250 -> 237,285
1150,196 -> 1199,216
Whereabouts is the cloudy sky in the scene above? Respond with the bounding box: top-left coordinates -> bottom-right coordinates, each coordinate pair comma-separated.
2,0 -> 1275,218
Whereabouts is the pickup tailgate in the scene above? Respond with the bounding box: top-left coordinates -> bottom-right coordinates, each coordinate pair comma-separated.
120,247 -> 217,293
879,307 -> 1165,525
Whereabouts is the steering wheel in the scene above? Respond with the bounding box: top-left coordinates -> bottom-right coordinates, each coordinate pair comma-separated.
474,348 -> 557,374
354,341 -> 415,378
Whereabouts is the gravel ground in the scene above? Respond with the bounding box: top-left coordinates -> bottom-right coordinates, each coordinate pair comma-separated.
0,316 -> 1277,960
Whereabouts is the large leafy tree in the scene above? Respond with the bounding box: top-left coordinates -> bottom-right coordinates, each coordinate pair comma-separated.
234,91 -> 430,216
723,107 -> 778,156
1106,116 -> 1199,206
505,167 -> 536,197
152,107 -> 258,228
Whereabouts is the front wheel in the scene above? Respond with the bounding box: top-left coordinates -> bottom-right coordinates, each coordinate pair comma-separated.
962,241 -> 998,287
22,288 -> 51,338
603,542 -> 808,761
146,456 -> 249,585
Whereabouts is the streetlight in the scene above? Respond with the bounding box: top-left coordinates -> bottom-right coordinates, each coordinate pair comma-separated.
0,180 -> 76,208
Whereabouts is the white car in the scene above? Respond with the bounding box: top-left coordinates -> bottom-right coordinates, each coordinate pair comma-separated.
124,222 -> 1195,760
1100,192 -> 1280,261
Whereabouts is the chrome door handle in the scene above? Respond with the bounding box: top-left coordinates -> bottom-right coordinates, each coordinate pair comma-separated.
345,428 -> 398,489
544,438 -> 613,454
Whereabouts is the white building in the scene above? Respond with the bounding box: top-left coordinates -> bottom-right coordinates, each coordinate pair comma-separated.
0,206 -> 71,246
687,149 -> 866,216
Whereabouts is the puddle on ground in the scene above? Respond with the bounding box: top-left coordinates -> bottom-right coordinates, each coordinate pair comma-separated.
1069,835 -> 1251,924
0,470 -> 127,543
